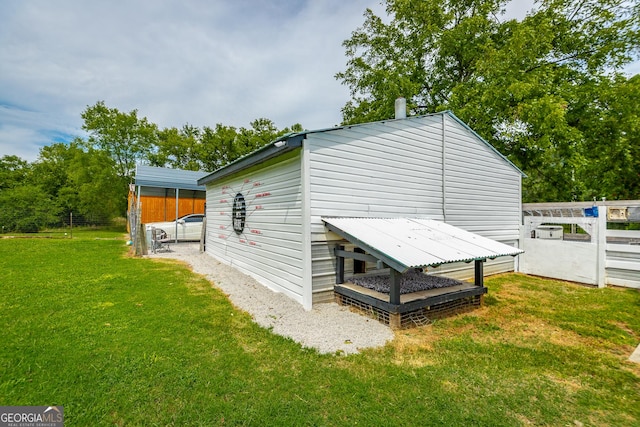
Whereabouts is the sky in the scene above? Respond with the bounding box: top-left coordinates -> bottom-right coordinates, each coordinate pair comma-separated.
1,0 -> 638,162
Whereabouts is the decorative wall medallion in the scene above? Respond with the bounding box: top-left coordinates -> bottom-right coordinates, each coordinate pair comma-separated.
218,179 -> 269,246
232,193 -> 246,234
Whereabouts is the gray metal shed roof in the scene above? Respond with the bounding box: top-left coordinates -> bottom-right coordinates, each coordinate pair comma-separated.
323,217 -> 524,273
135,165 -> 208,191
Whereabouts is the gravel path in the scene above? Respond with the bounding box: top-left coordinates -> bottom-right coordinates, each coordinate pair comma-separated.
147,243 -> 394,355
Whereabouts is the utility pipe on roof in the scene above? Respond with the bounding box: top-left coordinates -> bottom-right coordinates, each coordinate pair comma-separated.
395,97 -> 406,119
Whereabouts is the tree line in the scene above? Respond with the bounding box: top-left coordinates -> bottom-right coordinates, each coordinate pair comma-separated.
1,0 -> 638,232
0,101 -> 302,232
337,0 -> 640,202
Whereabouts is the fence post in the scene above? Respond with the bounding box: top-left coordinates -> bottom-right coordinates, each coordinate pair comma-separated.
596,210 -> 607,288
70,211 -> 73,239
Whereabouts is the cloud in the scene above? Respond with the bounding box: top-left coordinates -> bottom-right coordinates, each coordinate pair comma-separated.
0,103 -> 82,160
0,124 -> 66,161
0,0 -> 386,161
0,0 -> 637,162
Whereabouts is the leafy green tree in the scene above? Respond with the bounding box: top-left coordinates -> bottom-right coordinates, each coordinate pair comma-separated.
0,154 -> 60,232
198,123 -> 241,171
148,124 -> 203,171
30,141 -> 126,222
0,185 -> 60,232
67,147 -> 126,221
337,0 -> 640,201
576,74 -> 640,200
236,118 -> 280,154
226,119 -> 304,168
31,141 -> 83,201
81,101 -> 158,179
0,155 -> 30,190
148,119 -> 305,172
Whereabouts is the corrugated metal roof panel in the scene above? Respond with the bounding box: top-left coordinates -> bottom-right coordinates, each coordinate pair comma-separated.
322,217 -> 523,273
135,165 -> 209,191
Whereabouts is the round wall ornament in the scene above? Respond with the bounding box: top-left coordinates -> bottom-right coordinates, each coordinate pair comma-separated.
232,193 -> 246,234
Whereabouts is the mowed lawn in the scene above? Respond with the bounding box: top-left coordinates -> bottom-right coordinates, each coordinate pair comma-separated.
1,233 -> 639,426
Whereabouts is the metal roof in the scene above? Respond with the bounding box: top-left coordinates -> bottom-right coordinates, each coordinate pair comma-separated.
198,134 -> 304,186
135,165 -> 209,191
323,217 -> 524,273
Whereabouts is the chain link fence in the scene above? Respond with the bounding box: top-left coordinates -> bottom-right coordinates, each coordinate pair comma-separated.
0,211 -> 127,238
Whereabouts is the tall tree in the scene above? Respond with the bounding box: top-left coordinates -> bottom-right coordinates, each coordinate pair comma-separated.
0,185 -> 60,232
81,101 -> 158,179
148,119 -> 305,172
199,123 -> 242,171
337,0 -> 640,201
67,147 -> 125,221
32,141 -> 126,222
0,155 -> 30,190
576,74 -> 640,200
148,124 -> 202,171
0,154 -> 62,232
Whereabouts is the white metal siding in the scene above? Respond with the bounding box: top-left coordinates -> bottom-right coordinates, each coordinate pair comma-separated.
306,117 -> 446,297
204,153 -> 305,303
307,116 -> 445,238
306,114 -> 521,296
443,115 -> 521,242
311,241 -> 341,303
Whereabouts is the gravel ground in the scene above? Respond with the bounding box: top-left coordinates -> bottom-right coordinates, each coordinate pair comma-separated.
146,243 -> 394,355
351,269 -> 463,294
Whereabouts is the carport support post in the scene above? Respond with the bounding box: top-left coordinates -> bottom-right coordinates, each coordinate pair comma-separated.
175,188 -> 179,244
474,259 -> 485,287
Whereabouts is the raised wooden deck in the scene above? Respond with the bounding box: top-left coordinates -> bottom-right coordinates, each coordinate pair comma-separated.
335,281 -> 487,314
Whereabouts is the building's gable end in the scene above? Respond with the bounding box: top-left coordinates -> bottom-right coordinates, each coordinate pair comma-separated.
443,111 -> 525,177
305,115 -> 446,229
204,152 -> 306,303
441,113 -> 522,241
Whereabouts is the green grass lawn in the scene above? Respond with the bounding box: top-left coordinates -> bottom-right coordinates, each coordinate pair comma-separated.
1,233 -> 639,426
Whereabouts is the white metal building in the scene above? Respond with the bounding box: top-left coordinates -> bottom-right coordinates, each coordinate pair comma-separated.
198,111 -> 524,310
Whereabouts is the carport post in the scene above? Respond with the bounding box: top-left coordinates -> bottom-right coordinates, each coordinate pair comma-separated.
175,188 -> 179,243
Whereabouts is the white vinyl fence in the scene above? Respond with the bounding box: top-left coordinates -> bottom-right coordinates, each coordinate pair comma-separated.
606,229 -> 640,288
519,202 -> 640,289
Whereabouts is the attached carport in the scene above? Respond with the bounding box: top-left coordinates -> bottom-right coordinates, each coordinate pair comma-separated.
323,217 -> 523,327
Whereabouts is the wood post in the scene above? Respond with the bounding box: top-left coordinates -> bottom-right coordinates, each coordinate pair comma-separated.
389,312 -> 402,329
336,245 -> 345,284
474,259 -> 485,287
390,269 -> 401,305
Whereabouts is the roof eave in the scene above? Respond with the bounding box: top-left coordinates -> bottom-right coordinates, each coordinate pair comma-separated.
324,221 -> 409,273
198,134 -> 304,186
